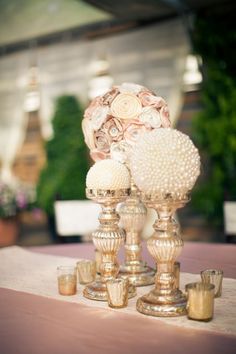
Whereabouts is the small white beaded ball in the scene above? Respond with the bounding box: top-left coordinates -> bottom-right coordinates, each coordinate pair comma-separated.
130,128 -> 200,196
86,159 -> 131,190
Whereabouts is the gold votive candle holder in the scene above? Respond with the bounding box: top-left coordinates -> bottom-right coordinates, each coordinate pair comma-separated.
174,261 -> 180,289
77,260 -> 96,284
106,278 -> 129,309
201,269 -> 223,298
57,266 -> 77,296
185,282 -> 215,321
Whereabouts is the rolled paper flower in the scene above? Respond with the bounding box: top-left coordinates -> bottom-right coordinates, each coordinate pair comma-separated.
124,120 -> 150,145
110,93 -> 142,120
90,149 -> 108,161
102,117 -> 123,142
130,128 -> 200,197
84,96 -> 102,119
160,105 -> 171,128
86,159 -> 131,190
90,106 -> 109,130
119,82 -> 143,95
138,91 -> 166,108
139,107 -> 162,128
102,87 -> 119,105
93,130 -> 112,153
110,141 -> 131,164
82,119 -> 96,150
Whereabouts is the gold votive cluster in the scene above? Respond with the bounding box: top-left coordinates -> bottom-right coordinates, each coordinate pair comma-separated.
185,268 -> 223,322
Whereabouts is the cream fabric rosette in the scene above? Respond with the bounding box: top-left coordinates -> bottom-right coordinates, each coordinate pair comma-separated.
82,82 -> 171,163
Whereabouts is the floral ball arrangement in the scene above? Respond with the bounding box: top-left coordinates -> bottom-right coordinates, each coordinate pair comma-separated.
82,83 -> 171,163
130,129 -> 200,197
86,159 -> 131,190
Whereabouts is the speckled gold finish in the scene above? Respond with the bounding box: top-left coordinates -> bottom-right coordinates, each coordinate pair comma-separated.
83,188 -> 136,301
136,193 -> 189,317
118,183 -> 155,286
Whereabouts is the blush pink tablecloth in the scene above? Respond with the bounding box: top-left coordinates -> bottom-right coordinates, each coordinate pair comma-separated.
0,242 -> 236,354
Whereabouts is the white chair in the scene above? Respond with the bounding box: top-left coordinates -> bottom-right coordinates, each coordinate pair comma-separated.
54,200 -> 100,241
224,201 -> 236,240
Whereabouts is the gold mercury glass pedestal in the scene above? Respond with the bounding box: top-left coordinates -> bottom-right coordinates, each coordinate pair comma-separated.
118,181 -> 155,286
136,193 -> 189,317
84,188 -> 137,301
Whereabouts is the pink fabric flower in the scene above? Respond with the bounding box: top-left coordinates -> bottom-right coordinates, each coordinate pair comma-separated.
84,97 -> 103,119
94,130 -> 112,153
139,107 -> 162,128
102,87 -> 119,105
124,121 -> 150,145
90,106 -> 109,130
160,105 -> 171,127
138,91 -> 166,109
90,149 -> 108,162
102,117 -> 123,142
82,119 -> 96,150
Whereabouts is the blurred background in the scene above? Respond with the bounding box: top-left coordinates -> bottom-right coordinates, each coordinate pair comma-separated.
0,0 -> 235,247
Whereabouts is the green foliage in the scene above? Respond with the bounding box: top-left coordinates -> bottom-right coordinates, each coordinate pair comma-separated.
192,12 -> 236,226
37,95 -> 89,216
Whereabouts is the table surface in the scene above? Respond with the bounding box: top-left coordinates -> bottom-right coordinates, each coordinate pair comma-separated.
1,242 -> 236,354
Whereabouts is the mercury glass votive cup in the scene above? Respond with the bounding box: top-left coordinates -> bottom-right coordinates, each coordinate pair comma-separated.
106,278 -> 129,308
77,260 -> 96,284
57,266 -> 77,296
186,282 -> 215,321
201,269 -> 223,298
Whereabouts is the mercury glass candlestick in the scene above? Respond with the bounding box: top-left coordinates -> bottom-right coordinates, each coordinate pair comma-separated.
130,129 -> 200,316
118,180 -> 155,286
136,192 -> 189,316
84,159 -> 136,301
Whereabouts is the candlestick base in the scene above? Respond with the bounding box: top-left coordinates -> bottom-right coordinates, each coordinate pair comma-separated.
83,280 -> 136,301
135,193 -> 189,317
119,262 -> 155,287
136,289 -> 187,317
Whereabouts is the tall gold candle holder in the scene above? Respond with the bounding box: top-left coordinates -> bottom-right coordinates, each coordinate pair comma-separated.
136,193 -> 189,316
118,181 -> 155,286
84,188 -> 137,301
130,128 -> 201,317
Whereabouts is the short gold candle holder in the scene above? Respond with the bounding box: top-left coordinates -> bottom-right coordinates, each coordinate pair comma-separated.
83,188 -> 136,301
77,260 -> 96,284
201,269 -> 223,298
118,182 -> 155,287
186,282 -> 215,321
136,193 -> 189,317
106,278 -> 129,308
57,266 -> 77,296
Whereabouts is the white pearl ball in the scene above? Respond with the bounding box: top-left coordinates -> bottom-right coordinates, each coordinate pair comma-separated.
86,159 -> 131,190
130,128 -> 200,196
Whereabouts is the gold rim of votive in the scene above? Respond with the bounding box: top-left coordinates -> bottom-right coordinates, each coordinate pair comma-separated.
185,282 -> 215,292
200,269 -> 223,276
106,278 -> 129,286
57,266 -> 76,272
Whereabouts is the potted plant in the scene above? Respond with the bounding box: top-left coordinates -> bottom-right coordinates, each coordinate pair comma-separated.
0,180 -> 35,247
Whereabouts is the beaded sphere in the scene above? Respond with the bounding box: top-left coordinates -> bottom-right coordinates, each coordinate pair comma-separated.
130,129 -> 200,196
86,159 -> 131,190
